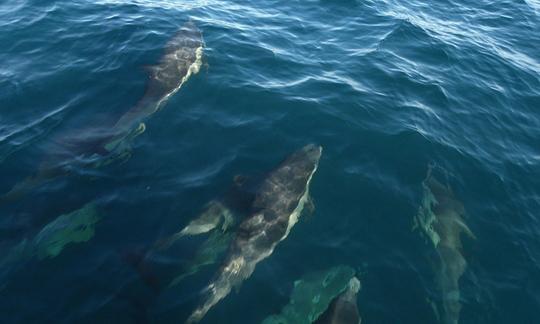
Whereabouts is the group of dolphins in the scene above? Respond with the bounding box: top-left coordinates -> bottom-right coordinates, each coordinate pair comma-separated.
0,21 -> 476,324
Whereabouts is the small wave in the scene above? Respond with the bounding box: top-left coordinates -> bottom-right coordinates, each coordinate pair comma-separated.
0,2 -> 58,29
172,153 -> 237,188
380,1 -> 540,76
94,0 -> 211,11
0,96 -> 81,164
524,0 -> 540,15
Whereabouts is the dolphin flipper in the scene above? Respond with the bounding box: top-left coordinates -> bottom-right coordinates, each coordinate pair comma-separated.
168,230 -> 233,288
179,201 -> 233,236
457,218 -> 476,240
427,297 -> 441,323
154,201 -> 234,250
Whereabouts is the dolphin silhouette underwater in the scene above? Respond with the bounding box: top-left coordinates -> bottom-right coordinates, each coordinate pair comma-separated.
315,276 -> 362,324
413,165 -> 475,324
125,175 -> 256,292
0,21 -> 204,204
0,202 -> 101,290
186,144 -> 322,323
263,265 -> 361,324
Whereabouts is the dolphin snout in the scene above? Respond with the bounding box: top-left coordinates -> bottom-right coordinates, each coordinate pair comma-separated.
302,143 -> 323,163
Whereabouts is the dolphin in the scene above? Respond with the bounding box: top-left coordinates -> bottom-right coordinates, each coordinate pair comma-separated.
0,122 -> 146,204
413,166 -> 475,324
186,144 -> 323,323
262,265 -> 357,324
0,21 -> 203,204
314,277 -> 362,324
1,203 -> 100,267
113,20 -> 204,132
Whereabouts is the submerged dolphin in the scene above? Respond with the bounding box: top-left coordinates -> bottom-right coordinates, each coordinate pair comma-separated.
155,199 -> 242,288
156,173 -> 256,250
315,277 -> 361,324
0,21 -> 203,204
134,203 -> 239,290
1,203 -> 100,267
263,265 -> 357,324
0,122 -> 146,204
186,144 -> 323,323
126,176 -> 255,293
413,166 -> 475,324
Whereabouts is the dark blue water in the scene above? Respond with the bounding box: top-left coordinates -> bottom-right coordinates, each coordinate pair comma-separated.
1,0 -> 539,323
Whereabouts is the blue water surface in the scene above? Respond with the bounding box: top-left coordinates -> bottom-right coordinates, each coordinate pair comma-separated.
1,0 -> 539,323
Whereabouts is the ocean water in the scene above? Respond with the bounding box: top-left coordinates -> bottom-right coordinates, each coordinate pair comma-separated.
1,0 -> 539,323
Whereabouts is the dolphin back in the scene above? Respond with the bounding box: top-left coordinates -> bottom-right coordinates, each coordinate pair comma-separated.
149,20 -> 203,97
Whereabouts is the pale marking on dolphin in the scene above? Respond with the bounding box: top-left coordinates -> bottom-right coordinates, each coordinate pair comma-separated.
152,46 -> 203,113
284,161 -> 317,238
